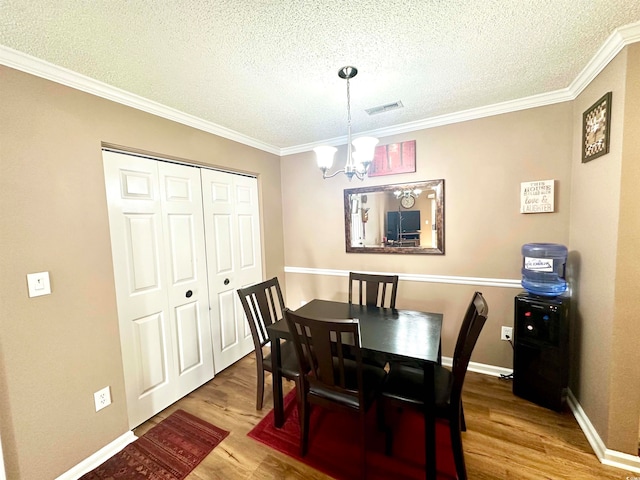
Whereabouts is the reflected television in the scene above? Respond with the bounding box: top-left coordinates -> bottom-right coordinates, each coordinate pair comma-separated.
386,210 -> 420,241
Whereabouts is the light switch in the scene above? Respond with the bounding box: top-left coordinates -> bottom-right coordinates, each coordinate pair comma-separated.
27,272 -> 51,297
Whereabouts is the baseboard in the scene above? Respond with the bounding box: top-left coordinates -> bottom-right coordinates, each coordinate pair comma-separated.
54,431 -> 137,480
447,359 -> 640,474
566,390 -> 640,474
441,357 -> 513,378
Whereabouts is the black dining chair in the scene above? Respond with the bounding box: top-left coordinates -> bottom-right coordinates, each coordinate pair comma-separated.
284,308 -> 387,479
348,272 -> 398,308
237,278 -> 301,411
348,272 -> 399,368
379,291 -> 488,480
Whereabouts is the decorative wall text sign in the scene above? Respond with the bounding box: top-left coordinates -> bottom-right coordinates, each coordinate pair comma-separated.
520,180 -> 554,214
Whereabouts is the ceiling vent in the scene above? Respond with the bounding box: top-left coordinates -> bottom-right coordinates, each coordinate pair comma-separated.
365,101 -> 404,115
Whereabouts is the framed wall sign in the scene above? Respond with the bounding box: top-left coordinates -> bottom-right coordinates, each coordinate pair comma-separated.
520,179 -> 554,214
582,92 -> 612,163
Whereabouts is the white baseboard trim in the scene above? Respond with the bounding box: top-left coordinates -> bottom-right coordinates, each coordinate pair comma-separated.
566,390 -> 640,474
441,357 -> 513,378
284,266 -> 522,289
54,431 -> 137,480
446,360 -> 640,473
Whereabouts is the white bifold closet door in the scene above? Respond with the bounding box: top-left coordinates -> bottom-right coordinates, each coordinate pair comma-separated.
200,169 -> 260,374
103,151 -> 261,428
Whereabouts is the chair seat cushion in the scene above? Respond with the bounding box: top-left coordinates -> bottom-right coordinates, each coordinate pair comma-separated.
382,364 -> 452,408
309,358 -> 387,410
263,340 -> 301,379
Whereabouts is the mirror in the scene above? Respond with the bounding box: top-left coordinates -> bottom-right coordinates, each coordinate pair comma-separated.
344,180 -> 444,254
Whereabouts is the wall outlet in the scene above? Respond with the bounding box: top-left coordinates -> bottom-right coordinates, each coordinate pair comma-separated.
501,326 -> 513,341
94,386 -> 111,412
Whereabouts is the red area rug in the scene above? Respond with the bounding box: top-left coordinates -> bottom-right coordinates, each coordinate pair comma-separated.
80,409 -> 229,480
248,390 -> 457,480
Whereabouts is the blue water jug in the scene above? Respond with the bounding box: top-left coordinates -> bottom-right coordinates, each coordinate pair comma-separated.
521,243 -> 567,297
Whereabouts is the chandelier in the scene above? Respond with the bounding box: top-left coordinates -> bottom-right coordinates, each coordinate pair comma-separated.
314,66 -> 379,181
394,188 -> 423,199
394,188 -> 422,208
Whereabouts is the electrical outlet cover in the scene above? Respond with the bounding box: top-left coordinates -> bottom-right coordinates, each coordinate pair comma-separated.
94,386 -> 111,411
27,272 -> 51,297
501,326 -> 513,341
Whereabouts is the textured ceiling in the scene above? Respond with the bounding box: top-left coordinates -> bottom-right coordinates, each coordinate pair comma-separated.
2,1 -> 640,152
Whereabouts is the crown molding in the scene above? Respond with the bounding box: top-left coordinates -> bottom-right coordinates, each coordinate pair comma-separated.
0,46 -> 280,156
569,20 -> 640,97
282,20 -> 640,156
281,87 -> 574,156
3,20 -> 639,158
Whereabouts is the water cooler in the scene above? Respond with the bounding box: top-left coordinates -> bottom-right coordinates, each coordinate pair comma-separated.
513,243 -> 570,411
513,293 -> 569,411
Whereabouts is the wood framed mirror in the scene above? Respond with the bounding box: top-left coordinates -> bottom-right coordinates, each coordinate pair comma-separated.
344,179 -> 444,254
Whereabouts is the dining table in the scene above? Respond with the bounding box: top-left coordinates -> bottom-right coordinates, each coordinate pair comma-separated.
267,299 -> 443,480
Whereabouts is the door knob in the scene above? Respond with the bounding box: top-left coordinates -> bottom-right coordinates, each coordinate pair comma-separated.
186,290 -> 193,298
224,278 -> 230,285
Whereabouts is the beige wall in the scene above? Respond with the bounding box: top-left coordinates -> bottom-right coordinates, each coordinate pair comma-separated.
281,102 -> 574,369
0,66 -> 285,479
569,44 -> 640,454
569,46 -> 625,447
611,43 -> 640,453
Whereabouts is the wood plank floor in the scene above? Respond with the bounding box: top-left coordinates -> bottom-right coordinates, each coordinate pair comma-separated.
134,355 -> 636,479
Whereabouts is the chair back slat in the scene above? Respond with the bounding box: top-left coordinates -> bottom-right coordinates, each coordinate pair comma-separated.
237,278 -> 285,350
349,272 -> 398,309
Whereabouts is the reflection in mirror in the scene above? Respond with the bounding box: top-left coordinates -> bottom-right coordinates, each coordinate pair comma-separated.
344,180 -> 444,254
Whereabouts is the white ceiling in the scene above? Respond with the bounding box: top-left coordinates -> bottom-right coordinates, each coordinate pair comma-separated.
2,1 -> 640,155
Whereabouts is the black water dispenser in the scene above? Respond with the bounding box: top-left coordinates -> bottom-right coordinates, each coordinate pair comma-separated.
513,292 -> 570,411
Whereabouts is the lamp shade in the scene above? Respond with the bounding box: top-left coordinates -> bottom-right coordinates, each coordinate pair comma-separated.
351,136 -> 379,163
314,146 -> 337,170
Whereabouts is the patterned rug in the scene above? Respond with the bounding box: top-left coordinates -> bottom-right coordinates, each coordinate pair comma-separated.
248,389 -> 457,480
80,409 -> 229,480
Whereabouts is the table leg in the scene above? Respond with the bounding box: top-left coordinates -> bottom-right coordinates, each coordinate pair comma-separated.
424,362 -> 436,480
272,337 -> 285,428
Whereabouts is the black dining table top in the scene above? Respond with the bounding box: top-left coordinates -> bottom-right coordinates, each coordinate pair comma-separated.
270,299 -> 442,364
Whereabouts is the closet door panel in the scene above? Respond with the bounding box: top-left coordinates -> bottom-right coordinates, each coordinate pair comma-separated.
158,161 -> 214,398
103,152 -> 176,429
202,170 -> 262,373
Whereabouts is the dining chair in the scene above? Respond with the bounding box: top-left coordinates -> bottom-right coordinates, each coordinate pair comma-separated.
379,291 -> 488,480
237,278 -> 301,411
284,308 -> 387,479
348,272 -> 399,369
348,272 -> 398,308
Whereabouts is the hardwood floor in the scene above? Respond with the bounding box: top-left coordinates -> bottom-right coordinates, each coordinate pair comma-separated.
134,355 -> 635,479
